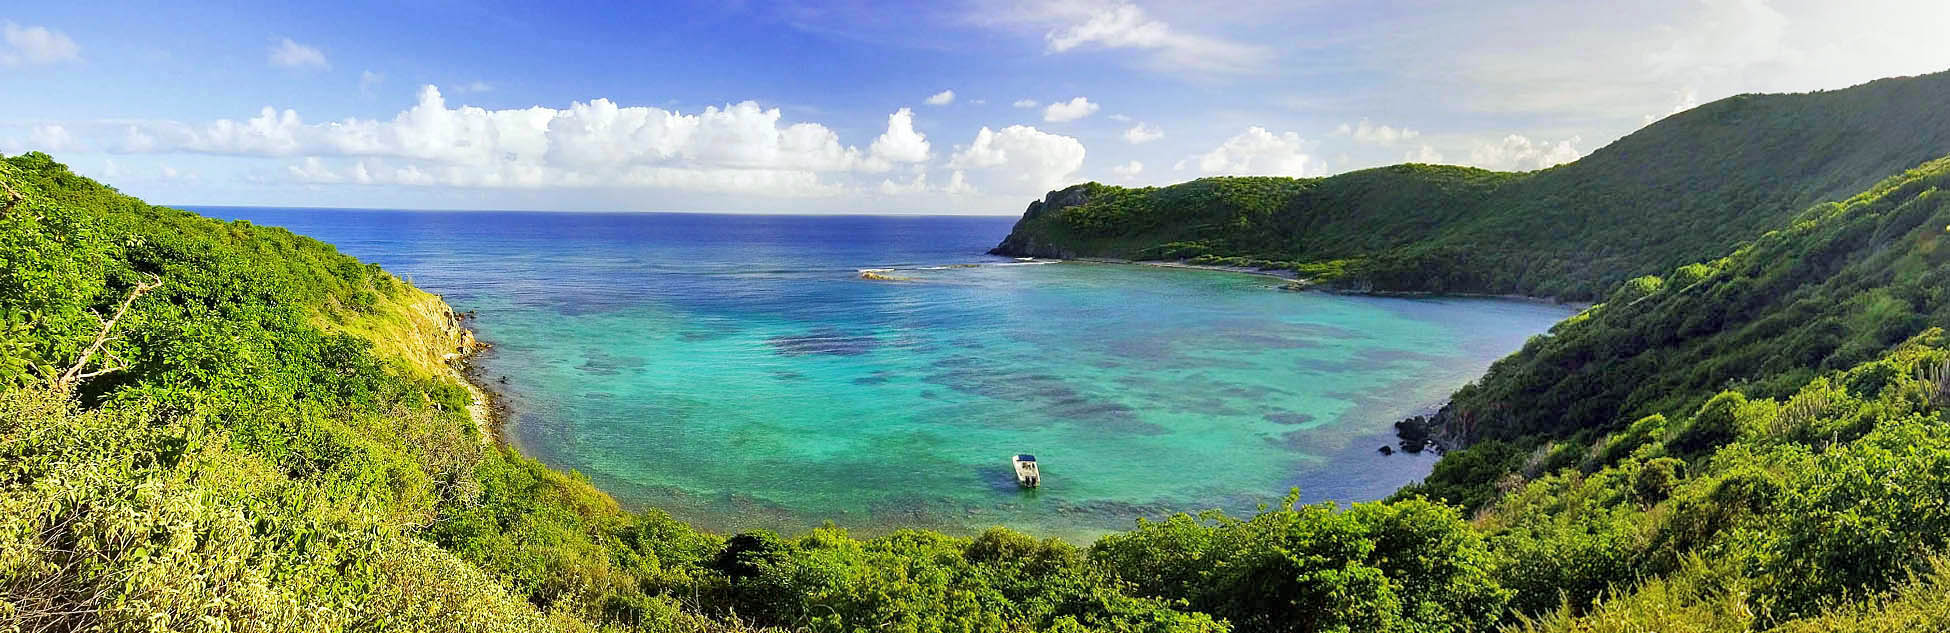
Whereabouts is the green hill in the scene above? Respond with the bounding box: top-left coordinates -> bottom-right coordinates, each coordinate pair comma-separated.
11,66 -> 1950,631
991,71 -> 1950,300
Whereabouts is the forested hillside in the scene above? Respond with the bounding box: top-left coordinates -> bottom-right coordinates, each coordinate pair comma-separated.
8,137 -> 1950,630
991,71 -> 1950,300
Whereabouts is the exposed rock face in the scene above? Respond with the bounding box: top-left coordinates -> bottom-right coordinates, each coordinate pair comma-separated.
988,184 -> 1093,258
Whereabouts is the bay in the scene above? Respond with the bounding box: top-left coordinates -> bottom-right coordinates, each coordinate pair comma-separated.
200,207 -> 1575,541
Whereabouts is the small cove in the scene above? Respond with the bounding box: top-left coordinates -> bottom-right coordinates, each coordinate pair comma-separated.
201,207 -> 1576,541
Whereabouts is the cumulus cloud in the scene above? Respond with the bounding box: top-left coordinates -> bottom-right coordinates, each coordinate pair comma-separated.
2,22 -> 79,66
269,38 -> 328,69
282,156 -> 847,196
868,107 -> 931,163
1180,127 -> 1320,177
948,125 -> 1086,191
945,170 -> 974,195
93,85 -> 934,196
1111,160 -> 1142,178
924,90 -> 955,106
1040,2 -> 1267,74
1466,134 -> 1582,171
1042,97 -> 1099,122
1012,99 -> 1038,108
1122,122 -> 1162,144
1334,119 -> 1418,146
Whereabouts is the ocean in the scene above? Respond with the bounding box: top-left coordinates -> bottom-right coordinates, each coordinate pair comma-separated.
199,207 -> 1575,541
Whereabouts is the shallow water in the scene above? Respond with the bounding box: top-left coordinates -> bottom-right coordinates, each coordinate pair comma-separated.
202,207 -> 1574,541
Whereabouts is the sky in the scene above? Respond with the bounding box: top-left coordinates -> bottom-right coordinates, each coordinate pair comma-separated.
4,0 -> 1950,214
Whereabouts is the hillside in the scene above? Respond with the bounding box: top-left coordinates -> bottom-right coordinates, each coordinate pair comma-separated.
991,70 -> 1950,300
8,143 -> 1950,633
1406,154 -> 1950,505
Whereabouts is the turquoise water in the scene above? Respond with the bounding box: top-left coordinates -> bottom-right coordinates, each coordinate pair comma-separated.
202,208 -> 1574,541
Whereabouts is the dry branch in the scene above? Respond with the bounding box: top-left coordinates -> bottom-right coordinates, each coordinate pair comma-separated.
54,274 -> 163,391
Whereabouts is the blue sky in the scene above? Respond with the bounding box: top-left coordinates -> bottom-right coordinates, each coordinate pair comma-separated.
5,0 -> 1950,214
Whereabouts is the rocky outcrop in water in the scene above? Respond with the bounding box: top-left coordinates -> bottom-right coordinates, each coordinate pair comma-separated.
987,184 -> 1093,258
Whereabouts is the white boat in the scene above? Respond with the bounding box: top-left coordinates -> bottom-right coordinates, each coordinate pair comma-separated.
1012,454 -> 1041,487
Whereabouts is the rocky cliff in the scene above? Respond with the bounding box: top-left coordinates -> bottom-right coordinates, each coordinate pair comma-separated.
987,183 -> 1094,258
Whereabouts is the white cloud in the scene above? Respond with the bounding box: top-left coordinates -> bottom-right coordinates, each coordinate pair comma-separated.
281,156 -> 846,196
452,80 -> 494,94
1334,119 -> 1418,146
1012,99 -> 1038,108
359,70 -> 385,95
924,90 -> 956,106
945,170 -> 974,195
1182,127 -> 1321,177
1042,97 -> 1099,122
1039,2 -> 1267,74
878,171 -> 928,195
268,38 -> 328,69
1111,160 -> 1143,178
1107,113 -> 1132,122
1,22 -> 79,66
1405,144 -> 1446,164
1121,122 -> 1163,144
288,156 -> 342,183
1466,134 -> 1582,171
28,124 -> 75,152
948,125 -> 1086,191
868,107 -> 931,164
1410,0 -> 1950,124
91,85 -> 941,196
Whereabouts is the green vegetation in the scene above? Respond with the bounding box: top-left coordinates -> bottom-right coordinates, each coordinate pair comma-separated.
992,71 -> 1950,300
0,154 -> 1508,632
10,71 -> 1950,630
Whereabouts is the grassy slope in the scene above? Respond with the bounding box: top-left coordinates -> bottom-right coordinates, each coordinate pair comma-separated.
991,71 -> 1950,300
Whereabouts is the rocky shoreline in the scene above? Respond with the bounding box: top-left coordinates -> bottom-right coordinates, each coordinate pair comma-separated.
438,307 -> 509,444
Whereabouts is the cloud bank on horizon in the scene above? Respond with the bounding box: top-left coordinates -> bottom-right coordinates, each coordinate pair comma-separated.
4,0 -> 1950,213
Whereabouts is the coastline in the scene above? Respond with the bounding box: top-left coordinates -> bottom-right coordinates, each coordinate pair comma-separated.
1067,256 -> 1301,280
1317,286 -> 1596,310
443,312 -> 511,445
1064,257 -> 1592,309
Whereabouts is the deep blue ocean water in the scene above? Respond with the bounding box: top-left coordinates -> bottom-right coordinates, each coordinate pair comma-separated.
198,207 -> 1574,541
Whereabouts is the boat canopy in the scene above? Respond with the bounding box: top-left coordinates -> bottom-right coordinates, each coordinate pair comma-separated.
1015,454 -> 1036,462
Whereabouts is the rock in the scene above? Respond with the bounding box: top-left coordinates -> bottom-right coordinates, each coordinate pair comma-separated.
989,184 -> 1095,258
1378,445 -> 1394,455
1395,415 -> 1434,454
